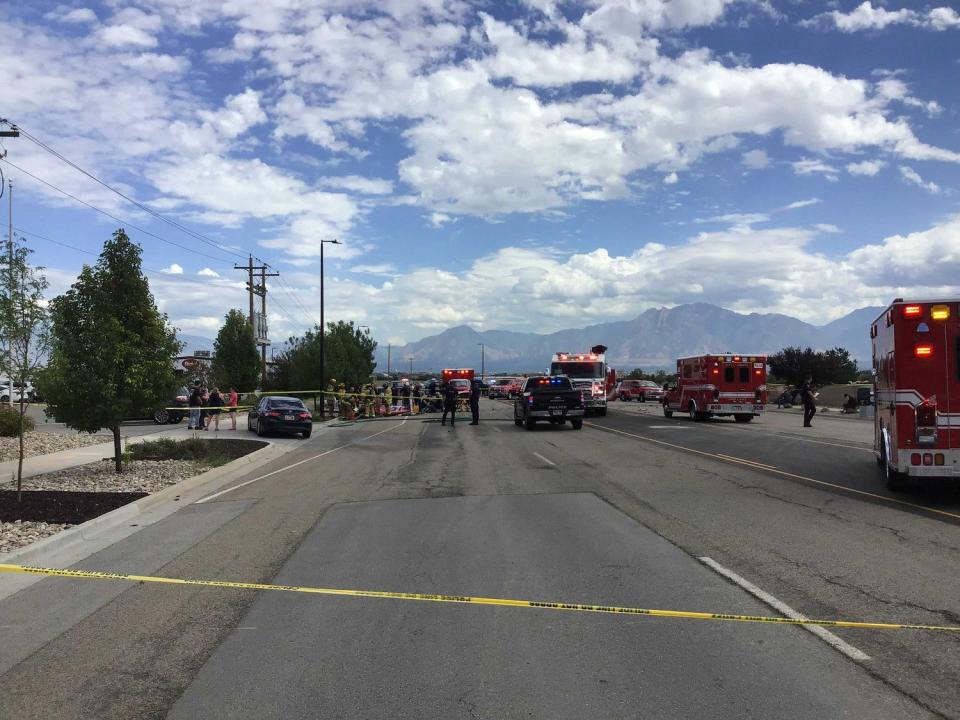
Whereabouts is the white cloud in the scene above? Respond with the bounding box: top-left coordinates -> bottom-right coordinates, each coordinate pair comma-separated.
197,88 -> 266,139
814,223 -> 841,234
663,172 -> 679,185
781,198 -> 820,211
350,263 -> 397,275
318,175 -> 394,195
805,2 -> 960,32
162,263 -> 184,274
429,212 -> 454,227
99,25 -> 159,48
791,158 -> 839,181
898,166 -> 941,194
197,268 -> 220,277
48,7 -> 98,24
846,159 -> 886,176
742,149 -> 770,169
582,0 -> 736,33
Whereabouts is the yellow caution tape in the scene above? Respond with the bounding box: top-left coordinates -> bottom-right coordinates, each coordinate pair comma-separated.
0,563 -> 956,632
163,405 -> 255,410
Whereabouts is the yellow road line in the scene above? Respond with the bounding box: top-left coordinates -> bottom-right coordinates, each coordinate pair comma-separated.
0,563 -> 956,632
584,422 -> 960,522
715,453 -> 777,470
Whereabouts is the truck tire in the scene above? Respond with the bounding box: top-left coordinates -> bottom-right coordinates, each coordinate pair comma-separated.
733,414 -> 753,423
662,403 -> 673,418
881,439 -> 909,491
525,417 -> 536,431
571,418 -> 583,430
620,393 -> 628,401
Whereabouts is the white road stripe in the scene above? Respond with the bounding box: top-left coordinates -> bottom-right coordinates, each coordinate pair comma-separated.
648,425 -> 690,430
698,556 -> 870,662
533,452 -> 556,467
194,420 -> 407,504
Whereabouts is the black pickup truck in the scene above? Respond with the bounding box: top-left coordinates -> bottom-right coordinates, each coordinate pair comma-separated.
513,375 -> 584,430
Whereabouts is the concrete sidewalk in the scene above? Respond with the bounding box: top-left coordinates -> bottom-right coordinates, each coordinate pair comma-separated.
0,415 -> 285,483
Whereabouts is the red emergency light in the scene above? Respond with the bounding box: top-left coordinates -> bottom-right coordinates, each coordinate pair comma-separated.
915,344 -> 933,357
903,305 -> 922,318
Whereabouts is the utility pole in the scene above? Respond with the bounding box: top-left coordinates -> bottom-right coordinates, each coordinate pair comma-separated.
234,255 -> 277,386
409,356 -> 413,376
318,239 -> 341,416
387,344 -> 392,377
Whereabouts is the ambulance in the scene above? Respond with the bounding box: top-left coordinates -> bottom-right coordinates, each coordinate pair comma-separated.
549,345 -> 617,416
662,354 -> 767,422
872,299 -> 960,489
441,368 -> 474,398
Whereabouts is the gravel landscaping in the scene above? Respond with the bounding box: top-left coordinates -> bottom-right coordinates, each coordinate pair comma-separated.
0,520 -> 70,554
0,431 -> 111,462
0,439 -> 265,554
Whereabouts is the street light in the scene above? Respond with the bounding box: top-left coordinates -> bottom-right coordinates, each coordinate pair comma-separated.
477,343 -> 485,384
319,239 -> 341,417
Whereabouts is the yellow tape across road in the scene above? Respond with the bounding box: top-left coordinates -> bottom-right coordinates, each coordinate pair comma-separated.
1,563 -> 957,632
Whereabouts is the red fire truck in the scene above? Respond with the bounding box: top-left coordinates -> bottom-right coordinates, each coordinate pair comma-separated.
662,353 -> 767,422
550,345 -> 617,416
441,368 -> 474,398
872,299 -> 960,489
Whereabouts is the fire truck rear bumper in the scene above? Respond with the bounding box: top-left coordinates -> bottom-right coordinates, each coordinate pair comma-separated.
707,404 -> 764,415
892,448 -> 960,477
582,398 -> 607,408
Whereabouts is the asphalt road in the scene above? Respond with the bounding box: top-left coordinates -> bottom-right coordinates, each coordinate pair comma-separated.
0,399 -> 958,718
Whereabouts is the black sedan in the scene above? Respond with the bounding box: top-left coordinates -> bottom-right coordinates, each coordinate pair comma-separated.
248,396 -> 313,438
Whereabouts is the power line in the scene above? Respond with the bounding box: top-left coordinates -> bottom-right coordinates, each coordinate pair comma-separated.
9,122 -> 246,260
1,158 -> 236,264
15,226 -> 244,294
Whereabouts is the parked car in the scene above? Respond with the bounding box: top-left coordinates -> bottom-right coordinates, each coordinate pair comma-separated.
0,379 -> 36,404
617,379 -> 665,402
248,396 -> 313,438
153,386 -> 190,424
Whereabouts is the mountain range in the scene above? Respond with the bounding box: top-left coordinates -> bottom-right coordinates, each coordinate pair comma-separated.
372,303 -> 884,374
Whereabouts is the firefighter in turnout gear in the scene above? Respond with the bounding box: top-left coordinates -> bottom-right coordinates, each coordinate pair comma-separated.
469,379 -> 481,425
441,381 -> 458,427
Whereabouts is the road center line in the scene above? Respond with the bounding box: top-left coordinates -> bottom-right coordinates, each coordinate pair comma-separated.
698,556 -> 870,662
584,422 -> 960,522
194,420 -> 407,504
716,453 -> 777,470
533,452 -> 556,467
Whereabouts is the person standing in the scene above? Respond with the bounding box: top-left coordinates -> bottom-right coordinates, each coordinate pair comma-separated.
199,385 -> 210,430
208,387 -> 224,431
469,379 -> 481,425
188,383 -> 202,430
441,381 -> 458,427
800,378 -> 817,428
228,387 -> 239,430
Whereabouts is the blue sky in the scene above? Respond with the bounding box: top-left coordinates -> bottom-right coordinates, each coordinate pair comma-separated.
2,0 -> 960,346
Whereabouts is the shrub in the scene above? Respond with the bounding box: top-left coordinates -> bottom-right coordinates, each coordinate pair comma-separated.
0,406 -> 36,437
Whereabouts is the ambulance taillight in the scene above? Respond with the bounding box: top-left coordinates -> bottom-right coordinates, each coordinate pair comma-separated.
903,304 -> 922,318
916,401 -> 937,446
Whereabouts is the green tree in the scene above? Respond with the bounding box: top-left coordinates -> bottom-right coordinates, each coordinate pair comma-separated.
41,229 -> 181,472
211,309 -> 261,392
768,346 -> 859,387
0,235 -> 50,502
285,321 -> 378,390
622,367 -> 645,380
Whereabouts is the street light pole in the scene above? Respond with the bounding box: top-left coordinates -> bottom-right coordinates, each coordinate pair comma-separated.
319,239 -> 341,417
477,343 -> 485,383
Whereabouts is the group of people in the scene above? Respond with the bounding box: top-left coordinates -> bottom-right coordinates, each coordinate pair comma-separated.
188,382 -> 240,431
324,378 -> 482,426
